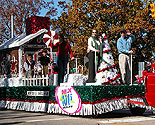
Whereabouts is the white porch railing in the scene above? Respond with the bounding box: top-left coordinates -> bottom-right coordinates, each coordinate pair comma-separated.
22,75 -> 50,86
0,74 -> 58,87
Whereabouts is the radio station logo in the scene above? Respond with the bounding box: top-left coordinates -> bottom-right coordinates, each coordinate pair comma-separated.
55,86 -> 82,114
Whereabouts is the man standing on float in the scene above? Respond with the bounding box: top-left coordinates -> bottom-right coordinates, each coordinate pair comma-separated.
117,29 -> 135,85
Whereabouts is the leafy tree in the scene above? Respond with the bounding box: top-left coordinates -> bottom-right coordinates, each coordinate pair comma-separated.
0,0 -> 56,43
51,0 -> 155,74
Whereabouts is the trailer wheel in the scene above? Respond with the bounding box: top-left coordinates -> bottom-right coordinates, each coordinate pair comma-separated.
129,107 -> 146,116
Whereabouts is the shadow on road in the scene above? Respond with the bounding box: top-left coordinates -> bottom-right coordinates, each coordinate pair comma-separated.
69,109 -> 154,119
0,110 -> 48,121
0,121 -> 24,125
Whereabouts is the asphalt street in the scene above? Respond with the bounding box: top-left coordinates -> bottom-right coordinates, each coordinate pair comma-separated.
0,109 -> 155,125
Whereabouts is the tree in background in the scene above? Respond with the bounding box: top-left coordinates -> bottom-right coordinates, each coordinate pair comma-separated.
0,0 -> 57,43
0,0 -> 154,76
51,0 -> 155,76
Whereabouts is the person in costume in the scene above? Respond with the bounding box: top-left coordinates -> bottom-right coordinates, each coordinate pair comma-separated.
117,29 -> 135,85
87,29 -> 102,83
54,33 -> 74,85
10,56 -> 18,75
23,55 -> 35,78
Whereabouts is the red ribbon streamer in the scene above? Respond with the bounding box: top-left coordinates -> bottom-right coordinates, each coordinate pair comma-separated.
97,64 -> 116,73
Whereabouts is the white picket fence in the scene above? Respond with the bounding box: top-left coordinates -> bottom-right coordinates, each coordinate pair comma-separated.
22,75 -> 50,86
0,74 -> 58,87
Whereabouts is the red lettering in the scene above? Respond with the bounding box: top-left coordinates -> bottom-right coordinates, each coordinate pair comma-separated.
67,88 -> 72,93
62,89 -> 67,95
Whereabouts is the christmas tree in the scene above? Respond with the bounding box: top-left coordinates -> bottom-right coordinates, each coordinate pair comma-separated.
96,33 -> 120,85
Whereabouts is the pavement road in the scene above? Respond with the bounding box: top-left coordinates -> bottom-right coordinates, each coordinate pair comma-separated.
0,109 -> 155,125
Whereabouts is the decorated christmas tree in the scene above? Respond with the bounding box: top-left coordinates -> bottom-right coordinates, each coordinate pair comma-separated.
96,33 -> 120,85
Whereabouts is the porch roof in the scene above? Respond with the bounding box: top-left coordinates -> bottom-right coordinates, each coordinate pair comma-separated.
0,29 -> 48,50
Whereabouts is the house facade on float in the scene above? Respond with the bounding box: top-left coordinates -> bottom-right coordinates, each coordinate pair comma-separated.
0,16 -> 57,86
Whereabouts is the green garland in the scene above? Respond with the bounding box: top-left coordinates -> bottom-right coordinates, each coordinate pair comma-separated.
0,86 -> 56,102
0,85 -> 145,103
74,85 -> 145,102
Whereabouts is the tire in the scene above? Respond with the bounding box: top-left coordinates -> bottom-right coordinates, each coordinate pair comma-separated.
129,106 -> 146,116
0,107 -> 6,111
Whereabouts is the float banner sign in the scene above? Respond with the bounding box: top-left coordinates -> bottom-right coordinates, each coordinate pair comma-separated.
55,86 -> 82,114
27,91 -> 49,96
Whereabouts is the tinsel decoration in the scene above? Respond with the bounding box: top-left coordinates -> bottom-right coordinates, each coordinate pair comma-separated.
26,16 -> 50,35
101,74 -> 120,85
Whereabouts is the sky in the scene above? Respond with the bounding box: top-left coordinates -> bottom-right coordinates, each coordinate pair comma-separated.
39,0 -> 70,18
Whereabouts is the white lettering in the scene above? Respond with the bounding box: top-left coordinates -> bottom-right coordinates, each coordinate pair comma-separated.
27,91 -> 49,96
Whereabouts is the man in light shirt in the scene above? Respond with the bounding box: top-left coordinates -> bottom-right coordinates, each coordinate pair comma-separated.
117,29 -> 135,85
24,55 -> 35,78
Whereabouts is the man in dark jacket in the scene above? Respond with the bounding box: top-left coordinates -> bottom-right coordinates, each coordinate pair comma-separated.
38,51 -> 50,76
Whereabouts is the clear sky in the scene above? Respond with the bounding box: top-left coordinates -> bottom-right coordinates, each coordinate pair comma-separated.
39,0 -> 70,18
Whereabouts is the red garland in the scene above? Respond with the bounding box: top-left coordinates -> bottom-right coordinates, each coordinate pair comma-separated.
127,100 -> 146,106
4,95 -> 144,105
102,49 -> 111,54
97,64 -> 116,73
5,98 -> 57,104
102,82 -> 120,85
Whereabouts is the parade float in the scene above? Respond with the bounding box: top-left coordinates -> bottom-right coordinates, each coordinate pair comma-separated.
0,16 -> 155,116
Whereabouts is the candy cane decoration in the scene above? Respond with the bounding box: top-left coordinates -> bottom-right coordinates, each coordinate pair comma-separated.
43,30 -> 59,81
102,33 -> 107,39
43,30 -> 59,47
78,65 -> 83,74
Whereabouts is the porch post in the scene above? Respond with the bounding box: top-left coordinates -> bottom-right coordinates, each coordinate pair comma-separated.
18,46 -> 22,77
11,15 -> 14,38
